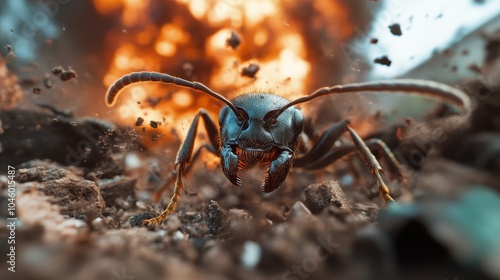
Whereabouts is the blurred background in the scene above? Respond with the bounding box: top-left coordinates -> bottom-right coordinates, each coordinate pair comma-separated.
1,0 -> 500,280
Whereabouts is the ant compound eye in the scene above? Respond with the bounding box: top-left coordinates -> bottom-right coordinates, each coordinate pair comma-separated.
292,109 -> 304,134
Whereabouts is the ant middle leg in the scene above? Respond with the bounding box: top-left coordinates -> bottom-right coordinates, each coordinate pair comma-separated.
143,109 -> 220,226
295,121 -> 406,202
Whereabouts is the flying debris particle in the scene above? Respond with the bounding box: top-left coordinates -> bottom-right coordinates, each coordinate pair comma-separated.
33,88 -> 42,94
374,55 -> 392,66
149,120 -> 159,128
43,73 -> 54,89
388,23 -> 402,36
451,65 -> 458,72
59,69 -> 77,81
135,117 -> 144,126
442,49 -> 454,57
370,38 -> 378,44
468,64 -> 482,74
51,66 -> 64,75
226,30 -> 241,50
241,63 -> 260,78
51,66 -> 77,81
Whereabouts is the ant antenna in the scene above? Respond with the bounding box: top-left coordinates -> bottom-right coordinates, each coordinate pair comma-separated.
274,79 -> 471,118
105,71 -> 242,119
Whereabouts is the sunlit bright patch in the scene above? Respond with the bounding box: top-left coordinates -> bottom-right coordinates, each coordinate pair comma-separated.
172,90 -> 194,108
187,0 -> 208,19
130,86 -> 146,100
155,41 -> 176,57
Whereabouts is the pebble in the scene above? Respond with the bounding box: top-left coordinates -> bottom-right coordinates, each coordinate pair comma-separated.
206,200 -> 228,235
304,180 -> 351,214
240,241 -> 261,268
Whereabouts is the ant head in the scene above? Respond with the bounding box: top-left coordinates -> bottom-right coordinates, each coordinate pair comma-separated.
218,93 -> 303,192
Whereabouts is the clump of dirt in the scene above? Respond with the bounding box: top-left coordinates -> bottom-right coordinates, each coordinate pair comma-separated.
388,23 -> 402,36
241,63 -> 260,78
135,117 -> 144,126
374,55 -> 392,66
226,30 -> 242,50
17,166 -> 105,218
51,66 -> 78,82
206,200 -> 228,235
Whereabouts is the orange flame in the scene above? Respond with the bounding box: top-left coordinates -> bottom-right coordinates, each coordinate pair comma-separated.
94,0 -> 355,146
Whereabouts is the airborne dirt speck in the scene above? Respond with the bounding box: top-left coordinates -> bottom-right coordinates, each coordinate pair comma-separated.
374,55 -> 392,66
389,23 -> 403,36
241,63 -> 260,78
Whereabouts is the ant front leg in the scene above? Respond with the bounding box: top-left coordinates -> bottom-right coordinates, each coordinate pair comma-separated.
295,121 -> 406,202
152,143 -> 218,202
143,109 -> 220,226
345,126 -> 394,202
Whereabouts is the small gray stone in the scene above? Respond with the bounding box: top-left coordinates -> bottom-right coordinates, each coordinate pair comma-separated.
98,177 -> 136,208
304,180 -> 351,214
206,200 -> 228,235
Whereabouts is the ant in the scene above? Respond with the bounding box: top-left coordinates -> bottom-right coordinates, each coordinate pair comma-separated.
105,72 -> 470,225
